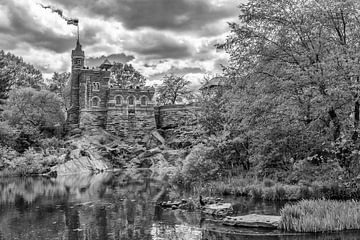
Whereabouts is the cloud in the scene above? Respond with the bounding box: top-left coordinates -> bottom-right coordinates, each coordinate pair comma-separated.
123,31 -> 193,59
0,1 -> 77,53
0,0 -> 237,84
86,53 -> 135,67
48,0 -> 238,35
148,66 -> 203,81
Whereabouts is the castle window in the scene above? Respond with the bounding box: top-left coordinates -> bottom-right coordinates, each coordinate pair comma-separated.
115,96 -> 122,105
93,82 -> 100,91
74,59 -> 82,65
140,96 -> 147,106
91,97 -> 100,107
128,96 -> 135,105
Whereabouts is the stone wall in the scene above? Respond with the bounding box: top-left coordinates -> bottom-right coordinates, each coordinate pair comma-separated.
105,88 -> 156,143
154,104 -> 200,129
79,110 -> 108,129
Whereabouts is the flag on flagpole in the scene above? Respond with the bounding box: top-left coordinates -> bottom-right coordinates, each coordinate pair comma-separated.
67,19 -> 79,26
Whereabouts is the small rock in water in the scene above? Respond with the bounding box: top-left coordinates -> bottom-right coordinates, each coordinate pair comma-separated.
203,203 -> 233,217
222,214 -> 281,229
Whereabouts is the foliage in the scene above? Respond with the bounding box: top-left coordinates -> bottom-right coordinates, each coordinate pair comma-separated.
172,144 -> 219,187
47,72 -> 71,112
280,199 -> 360,232
156,74 -> 194,105
1,88 -> 66,153
0,145 -> 19,171
0,121 -> 18,147
215,0 -> 360,176
0,50 -> 44,111
3,88 -> 65,132
110,62 -> 146,87
198,78 -> 230,134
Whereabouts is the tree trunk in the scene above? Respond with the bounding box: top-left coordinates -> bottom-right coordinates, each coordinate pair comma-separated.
353,100 -> 359,141
328,108 -> 341,141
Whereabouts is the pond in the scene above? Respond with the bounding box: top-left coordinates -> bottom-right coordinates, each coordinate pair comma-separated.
0,170 -> 359,240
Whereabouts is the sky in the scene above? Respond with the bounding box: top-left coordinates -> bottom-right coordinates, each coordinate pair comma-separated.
0,0 -> 243,88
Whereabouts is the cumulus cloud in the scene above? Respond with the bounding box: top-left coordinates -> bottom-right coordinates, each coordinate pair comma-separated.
86,53 -> 135,67
123,31 -> 194,59
0,0 -> 240,83
0,1 -> 77,53
48,0 -> 238,35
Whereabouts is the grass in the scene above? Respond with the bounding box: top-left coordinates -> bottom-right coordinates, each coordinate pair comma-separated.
189,176 -> 359,201
279,199 -> 360,232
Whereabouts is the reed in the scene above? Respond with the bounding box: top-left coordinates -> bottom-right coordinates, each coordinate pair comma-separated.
279,199 -> 360,232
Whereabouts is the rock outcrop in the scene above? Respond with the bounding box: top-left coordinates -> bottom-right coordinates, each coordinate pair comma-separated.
222,214 -> 281,229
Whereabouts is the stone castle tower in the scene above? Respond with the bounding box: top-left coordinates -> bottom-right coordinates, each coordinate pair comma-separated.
67,39 -> 157,142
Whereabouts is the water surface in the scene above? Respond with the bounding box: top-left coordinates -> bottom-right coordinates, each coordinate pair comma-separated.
0,170 -> 359,240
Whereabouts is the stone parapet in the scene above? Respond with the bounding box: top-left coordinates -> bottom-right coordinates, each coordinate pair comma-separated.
154,104 -> 200,129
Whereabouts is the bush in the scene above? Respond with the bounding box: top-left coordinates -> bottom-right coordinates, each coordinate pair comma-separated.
280,199 -> 360,232
172,144 -> 218,187
0,145 -> 19,171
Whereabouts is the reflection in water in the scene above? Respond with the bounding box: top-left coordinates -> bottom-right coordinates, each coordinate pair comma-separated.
0,171 -> 359,240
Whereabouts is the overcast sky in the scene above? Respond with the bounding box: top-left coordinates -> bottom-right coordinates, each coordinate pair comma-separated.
0,0 -> 242,87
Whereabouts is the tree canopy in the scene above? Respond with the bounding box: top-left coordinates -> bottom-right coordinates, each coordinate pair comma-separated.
217,0 -> 360,175
0,50 -> 44,111
156,74 -> 193,105
2,88 -> 65,134
110,63 -> 146,87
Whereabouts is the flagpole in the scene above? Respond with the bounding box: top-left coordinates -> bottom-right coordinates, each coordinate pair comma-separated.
77,25 -> 80,42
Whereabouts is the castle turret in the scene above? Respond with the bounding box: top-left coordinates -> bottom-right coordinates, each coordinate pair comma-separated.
72,39 -> 85,69
67,39 -> 85,130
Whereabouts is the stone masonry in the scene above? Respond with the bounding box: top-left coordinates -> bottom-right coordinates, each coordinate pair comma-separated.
66,39 -> 199,143
67,39 -> 156,142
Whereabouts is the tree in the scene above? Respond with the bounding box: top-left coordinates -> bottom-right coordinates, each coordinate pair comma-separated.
198,76 -> 229,135
48,72 -> 71,112
0,50 -> 44,111
2,88 -> 65,137
156,74 -> 193,105
219,0 -> 360,175
110,63 -> 146,87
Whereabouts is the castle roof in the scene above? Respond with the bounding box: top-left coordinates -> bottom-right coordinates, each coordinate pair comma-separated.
72,39 -> 84,57
200,76 -> 226,90
100,58 -> 112,70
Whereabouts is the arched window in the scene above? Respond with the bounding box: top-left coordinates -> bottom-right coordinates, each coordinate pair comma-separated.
115,96 -> 122,105
128,96 -> 135,105
92,82 -> 100,91
91,97 -> 100,107
140,96 -> 147,106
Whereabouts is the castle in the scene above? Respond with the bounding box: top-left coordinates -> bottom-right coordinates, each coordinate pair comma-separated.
67,39 -> 157,142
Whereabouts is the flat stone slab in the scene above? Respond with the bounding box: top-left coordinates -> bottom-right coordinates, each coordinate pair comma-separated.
203,203 -> 233,216
223,214 -> 281,229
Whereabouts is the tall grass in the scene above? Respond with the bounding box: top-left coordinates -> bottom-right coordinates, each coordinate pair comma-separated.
190,176 -> 359,201
279,199 -> 360,232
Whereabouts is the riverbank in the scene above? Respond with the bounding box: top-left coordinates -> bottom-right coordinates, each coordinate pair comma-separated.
280,199 -> 360,232
186,176 -> 360,202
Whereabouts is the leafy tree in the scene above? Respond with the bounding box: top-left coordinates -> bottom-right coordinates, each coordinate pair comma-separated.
110,63 -> 146,87
219,0 -> 360,176
0,50 -> 43,88
48,72 -> 71,111
0,50 -> 44,111
2,88 -> 65,139
156,74 -> 193,105
199,76 -> 230,135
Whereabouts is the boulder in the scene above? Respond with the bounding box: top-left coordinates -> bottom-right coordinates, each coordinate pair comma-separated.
203,203 -> 233,216
222,214 -> 281,229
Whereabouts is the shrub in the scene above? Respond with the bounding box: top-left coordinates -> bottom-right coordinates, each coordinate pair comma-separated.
280,199 -> 360,232
172,144 -> 218,187
263,178 -> 275,187
249,185 -> 263,199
